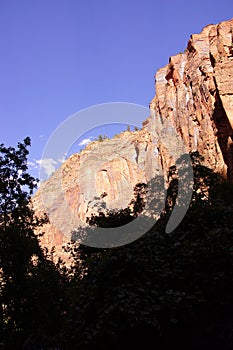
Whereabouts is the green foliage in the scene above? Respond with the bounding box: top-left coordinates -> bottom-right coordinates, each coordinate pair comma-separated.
96,135 -> 108,142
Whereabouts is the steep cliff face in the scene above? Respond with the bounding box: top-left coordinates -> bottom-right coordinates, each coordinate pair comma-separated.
33,18 -> 233,259
33,128 -> 161,258
150,18 -> 233,179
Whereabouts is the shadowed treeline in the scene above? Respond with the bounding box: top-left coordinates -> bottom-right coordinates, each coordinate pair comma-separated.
1,139 -> 233,349
63,152 -> 233,350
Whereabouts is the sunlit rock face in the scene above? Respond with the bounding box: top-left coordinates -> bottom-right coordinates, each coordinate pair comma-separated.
33,129 -> 162,259
151,18 -> 233,180
33,18 -> 233,261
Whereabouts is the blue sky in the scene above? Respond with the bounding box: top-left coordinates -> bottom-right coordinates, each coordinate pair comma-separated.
0,0 -> 232,179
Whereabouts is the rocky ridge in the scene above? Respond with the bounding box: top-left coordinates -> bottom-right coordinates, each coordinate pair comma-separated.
33,18 -> 233,259
150,18 -> 233,179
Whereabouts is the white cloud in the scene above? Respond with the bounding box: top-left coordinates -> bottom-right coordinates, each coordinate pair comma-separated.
36,158 -> 57,177
28,156 -> 66,179
36,157 -> 65,178
28,161 -> 38,169
78,138 -> 92,146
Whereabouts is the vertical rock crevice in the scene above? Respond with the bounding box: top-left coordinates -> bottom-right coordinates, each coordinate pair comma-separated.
212,85 -> 233,180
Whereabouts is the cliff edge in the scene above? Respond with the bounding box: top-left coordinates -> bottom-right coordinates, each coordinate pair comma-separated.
33,18 -> 233,260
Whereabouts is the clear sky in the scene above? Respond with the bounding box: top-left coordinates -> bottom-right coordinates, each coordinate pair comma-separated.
0,0 -> 233,178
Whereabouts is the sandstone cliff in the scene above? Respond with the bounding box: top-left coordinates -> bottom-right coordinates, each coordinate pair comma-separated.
33,18 -> 233,259
150,18 -> 233,179
33,128 -> 163,258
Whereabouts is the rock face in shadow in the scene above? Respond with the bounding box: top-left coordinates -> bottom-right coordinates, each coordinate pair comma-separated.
33,18 -> 233,260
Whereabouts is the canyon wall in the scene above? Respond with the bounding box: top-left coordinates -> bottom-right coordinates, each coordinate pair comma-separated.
33,128 -> 161,259
33,18 -> 233,259
150,18 -> 233,179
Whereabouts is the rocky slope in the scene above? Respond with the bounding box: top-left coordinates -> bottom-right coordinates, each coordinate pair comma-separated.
33,18 -> 233,259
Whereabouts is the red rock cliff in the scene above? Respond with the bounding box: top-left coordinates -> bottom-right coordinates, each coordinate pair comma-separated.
150,18 -> 233,179
33,18 -> 233,260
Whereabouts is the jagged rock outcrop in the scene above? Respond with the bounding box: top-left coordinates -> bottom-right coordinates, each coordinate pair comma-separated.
33,18 -> 233,260
150,18 -> 233,179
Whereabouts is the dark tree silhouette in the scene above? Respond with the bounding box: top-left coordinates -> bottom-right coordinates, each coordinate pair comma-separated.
63,153 -> 233,350
2,140 -> 233,350
0,138 -> 67,349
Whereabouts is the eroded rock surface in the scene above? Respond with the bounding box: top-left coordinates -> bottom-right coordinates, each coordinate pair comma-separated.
33,18 -> 233,260
151,18 -> 233,179
33,129 -> 161,259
